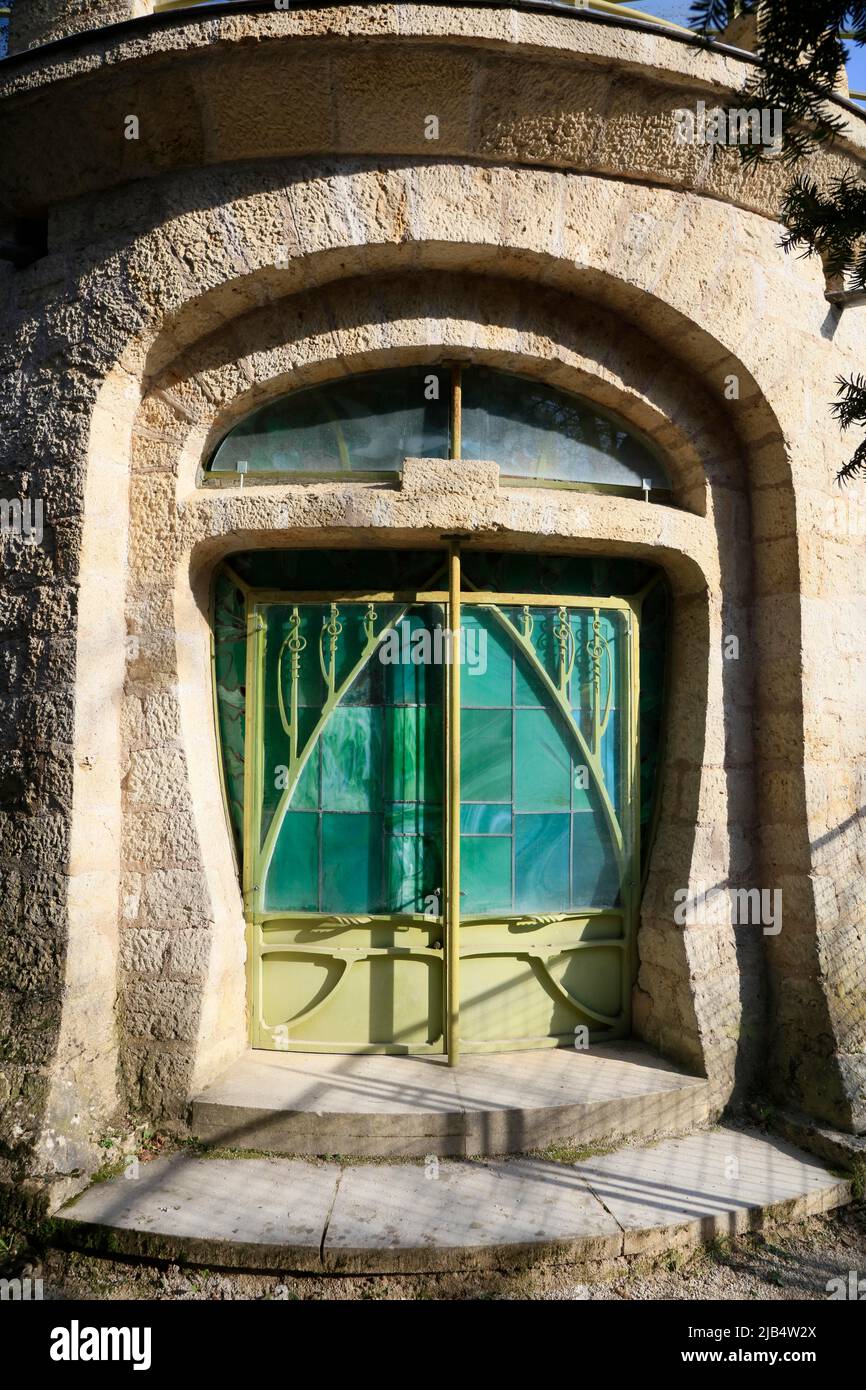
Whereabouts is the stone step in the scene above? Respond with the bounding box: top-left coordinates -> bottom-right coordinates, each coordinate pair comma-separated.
190,1043 -> 712,1157
50,1129 -> 850,1275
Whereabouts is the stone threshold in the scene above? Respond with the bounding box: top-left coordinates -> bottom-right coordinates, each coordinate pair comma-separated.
50,1129 -> 850,1275
190,1043 -> 712,1157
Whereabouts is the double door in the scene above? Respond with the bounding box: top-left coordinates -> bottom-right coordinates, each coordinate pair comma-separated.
241,550 -> 639,1060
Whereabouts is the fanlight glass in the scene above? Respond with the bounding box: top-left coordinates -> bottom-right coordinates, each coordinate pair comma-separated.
206,365 -> 671,494
461,367 -> 669,489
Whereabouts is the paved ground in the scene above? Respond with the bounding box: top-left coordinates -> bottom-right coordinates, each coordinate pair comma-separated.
29,1200 -> 866,1300
51,1129 -> 846,1272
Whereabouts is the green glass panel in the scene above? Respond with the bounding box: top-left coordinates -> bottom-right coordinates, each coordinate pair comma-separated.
386,830 -> 441,915
382,609 -> 445,707
572,803 -> 621,908
208,368 -> 450,475
460,803 -> 511,835
261,598 -> 442,915
515,812 -> 570,912
461,835 -> 512,915
321,706 -> 383,812
515,708 -> 571,812
385,703 -> 442,804
460,609 -> 513,707
461,708 -> 512,803
264,812 -> 318,912
385,802 -> 441,837
322,813 -> 384,913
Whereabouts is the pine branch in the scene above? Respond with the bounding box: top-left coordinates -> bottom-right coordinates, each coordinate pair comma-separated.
689,1 -> 754,33
780,173 -> 866,284
695,6 -> 866,480
830,377 -> 866,482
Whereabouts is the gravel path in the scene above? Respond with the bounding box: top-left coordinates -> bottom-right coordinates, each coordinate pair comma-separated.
32,1202 -> 866,1301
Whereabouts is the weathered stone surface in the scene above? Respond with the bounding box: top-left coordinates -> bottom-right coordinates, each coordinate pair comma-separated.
49,1129 -> 849,1274
192,1045 -> 711,1157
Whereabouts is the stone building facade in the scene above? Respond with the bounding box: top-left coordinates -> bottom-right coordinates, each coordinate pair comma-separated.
1,1 -> 865,1218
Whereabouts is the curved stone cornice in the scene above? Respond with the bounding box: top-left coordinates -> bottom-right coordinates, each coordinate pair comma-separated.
1,4 -> 865,218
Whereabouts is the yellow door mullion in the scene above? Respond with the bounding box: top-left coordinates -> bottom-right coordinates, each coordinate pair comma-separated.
447,542 -> 461,1066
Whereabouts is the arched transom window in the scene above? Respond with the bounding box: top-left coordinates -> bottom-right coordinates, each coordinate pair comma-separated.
204,366 -> 672,500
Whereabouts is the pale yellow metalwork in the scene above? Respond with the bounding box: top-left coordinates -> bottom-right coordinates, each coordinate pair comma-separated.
446,542 -> 461,1067
224,564 -> 644,1056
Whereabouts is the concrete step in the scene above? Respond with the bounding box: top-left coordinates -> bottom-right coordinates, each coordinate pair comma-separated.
50,1129 -> 850,1275
190,1044 -> 712,1157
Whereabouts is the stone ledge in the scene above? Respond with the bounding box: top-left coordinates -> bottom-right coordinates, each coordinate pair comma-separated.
50,1129 -> 850,1275
190,1045 -> 711,1157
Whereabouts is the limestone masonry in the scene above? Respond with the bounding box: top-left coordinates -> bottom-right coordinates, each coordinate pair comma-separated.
0,2 -> 864,1218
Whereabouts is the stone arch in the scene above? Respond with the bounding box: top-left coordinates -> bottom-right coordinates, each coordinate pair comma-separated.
115,258 -> 763,1118
44,167 -> 857,1209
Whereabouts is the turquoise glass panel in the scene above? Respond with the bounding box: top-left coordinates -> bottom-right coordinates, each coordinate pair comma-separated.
515,709 -> 571,812
461,835 -> 512,915
460,609 -> 513,707
266,812 -> 318,911
461,708 -> 512,803
322,813 -> 384,913
573,800 -> 621,908
515,813 -> 570,912
461,600 -> 629,918
460,803 -> 512,835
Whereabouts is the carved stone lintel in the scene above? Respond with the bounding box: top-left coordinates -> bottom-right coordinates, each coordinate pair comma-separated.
400,457 -> 500,498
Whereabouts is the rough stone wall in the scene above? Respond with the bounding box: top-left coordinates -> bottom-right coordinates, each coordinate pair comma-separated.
9,1 -> 150,52
0,4 -> 864,1212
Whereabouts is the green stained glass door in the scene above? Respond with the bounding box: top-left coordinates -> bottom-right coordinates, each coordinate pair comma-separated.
230,556 -> 643,1056
458,602 -> 634,1050
249,599 -> 446,1051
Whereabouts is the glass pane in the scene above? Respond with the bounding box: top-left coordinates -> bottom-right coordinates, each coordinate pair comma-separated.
515,709 -> 571,812
208,367 -> 450,475
515,812 -> 570,912
461,366 -> 670,489
573,798 -> 621,908
262,600 -> 442,915
461,708 -> 512,803
461,835 -> 512,915
322,812 -> 384,913
461,601 -> 626,917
